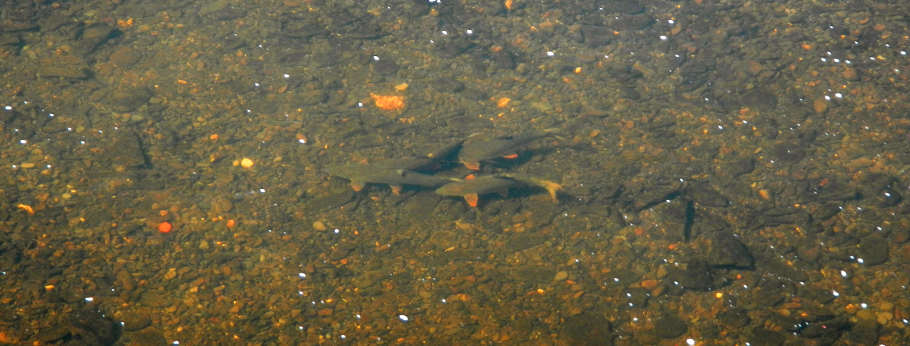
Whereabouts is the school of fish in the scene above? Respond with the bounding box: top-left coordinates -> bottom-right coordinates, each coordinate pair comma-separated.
327,130 -> 562,207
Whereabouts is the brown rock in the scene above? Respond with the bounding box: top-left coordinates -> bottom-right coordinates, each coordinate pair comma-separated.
842,67 -> 858,80
110,46 -> 139,67
813,97 -> 827,113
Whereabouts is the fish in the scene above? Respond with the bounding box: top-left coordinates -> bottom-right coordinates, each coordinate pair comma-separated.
370,140 -> 462,172
328,164 -> 457,194
327,140 -> 463,193
457,130 -> 557,170
435,174 -> 562,207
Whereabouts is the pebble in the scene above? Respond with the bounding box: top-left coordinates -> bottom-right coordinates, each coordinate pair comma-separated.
553,271 -> 568,281
813,97 -> 827,113
876,311 -> 892,324
858,235 -> 889,265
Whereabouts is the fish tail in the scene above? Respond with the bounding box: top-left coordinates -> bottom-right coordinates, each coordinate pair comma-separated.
501,174 -> 562,202
533,178 -> 562,202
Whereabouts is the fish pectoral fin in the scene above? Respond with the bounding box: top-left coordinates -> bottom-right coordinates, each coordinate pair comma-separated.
464,193 -> 479,207
390,185 -> 403,195
501,153 -> 519,159
350,181 -> 365,192
462,161 -> 480,171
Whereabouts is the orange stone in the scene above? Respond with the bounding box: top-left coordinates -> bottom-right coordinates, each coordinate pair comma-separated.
370,93 -> 405,111
640,279 -> 659,290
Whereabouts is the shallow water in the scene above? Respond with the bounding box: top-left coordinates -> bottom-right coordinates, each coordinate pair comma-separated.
1,0 -> 908,344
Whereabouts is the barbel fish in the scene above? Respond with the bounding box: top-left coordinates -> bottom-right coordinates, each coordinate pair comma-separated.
457,130 -> 557,170
329,164 -> 457,194
327,140 -> 463,194
434,174 -> 562,207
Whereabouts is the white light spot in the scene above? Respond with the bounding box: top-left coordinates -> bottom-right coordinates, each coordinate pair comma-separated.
686,338 -> 696,346
546,51 -> 555,57
398,314 -> 409,322
298,272 -> 307,279
283,73 -> 290,79
659,35 -> 668,41
84,297 -> 94,302
832,289 -> 840,297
